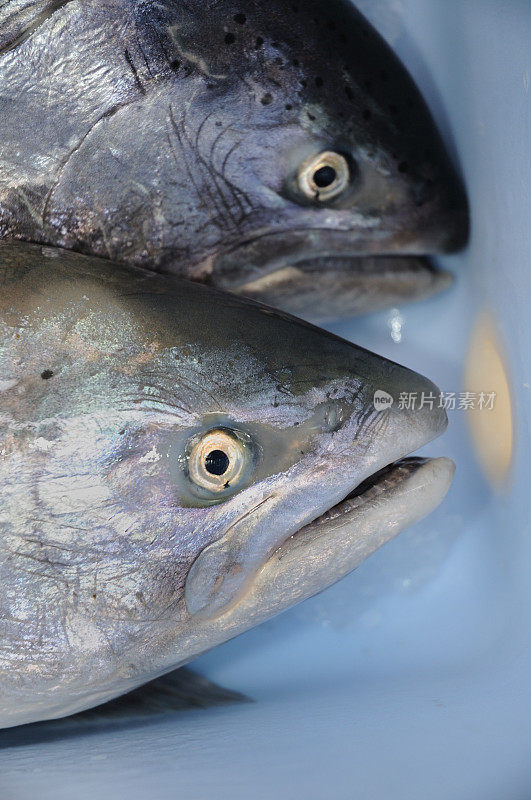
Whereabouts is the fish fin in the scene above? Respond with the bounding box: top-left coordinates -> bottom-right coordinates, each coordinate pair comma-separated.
72,668 -> 250,722
0,1 -> 74,54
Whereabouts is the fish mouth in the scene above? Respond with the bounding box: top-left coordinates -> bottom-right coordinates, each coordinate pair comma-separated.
284,393 -> 453,555
287,456 -> 452,548
260,455 -> 455,602
220,455 -> 454,633
230,255 -> 453,322
212,226 -> 458,277
207,227 -> 462,320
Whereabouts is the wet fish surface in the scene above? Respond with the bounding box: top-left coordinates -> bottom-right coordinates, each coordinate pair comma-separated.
0,241 -> 454,727
0,0 -> 467,319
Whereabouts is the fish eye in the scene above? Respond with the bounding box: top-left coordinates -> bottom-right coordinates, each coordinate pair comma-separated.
297,151 -> 351,202
187,428 -> 250,493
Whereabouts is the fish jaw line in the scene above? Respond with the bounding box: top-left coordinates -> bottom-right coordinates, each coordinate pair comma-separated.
230,456 -> 455,628
230,255 -> 454,320
282,456 -> 454,551
212,225 -> 462,295
220,226 -> 453,264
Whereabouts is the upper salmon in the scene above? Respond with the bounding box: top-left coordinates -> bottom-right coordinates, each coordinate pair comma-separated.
0,0 -> 468,318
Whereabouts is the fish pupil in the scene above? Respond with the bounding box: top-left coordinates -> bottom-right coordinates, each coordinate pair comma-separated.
204,449 -> 230,476
313,166 -> 337,188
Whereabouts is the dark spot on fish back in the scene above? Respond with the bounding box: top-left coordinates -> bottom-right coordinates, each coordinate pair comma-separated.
261,93 -> 273,105
255,36 -> 264,49
233,13 -> 246,25
170,59 -> 181,72
224,32 -> 235,45
41,369 -> 54,380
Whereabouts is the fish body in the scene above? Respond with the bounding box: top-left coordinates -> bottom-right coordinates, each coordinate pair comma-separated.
0,242 -> 454,727
0,0 -> 467,318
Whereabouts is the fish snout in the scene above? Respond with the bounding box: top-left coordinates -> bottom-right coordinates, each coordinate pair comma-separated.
402,153 -> 470,255
421,183 -> 469,255
367,363 -> 448,461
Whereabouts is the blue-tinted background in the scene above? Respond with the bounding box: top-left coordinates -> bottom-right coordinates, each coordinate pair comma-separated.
1,1 -> 529,798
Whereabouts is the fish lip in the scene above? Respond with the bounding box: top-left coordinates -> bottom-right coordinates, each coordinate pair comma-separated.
232,255 -> 454,294
226,226 -> 445,258
210,225 -> 465,289
277,456 -> 453,554
291,457 -> 434,539
227,253 -> 454,322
